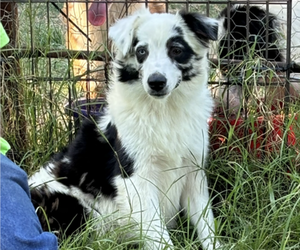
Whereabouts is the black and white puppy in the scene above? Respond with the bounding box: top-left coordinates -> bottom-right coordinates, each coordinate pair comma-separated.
218,4 -> 283,61
212,4 -> 284,114
229,0 -> 300,64
29,9 -> 220,250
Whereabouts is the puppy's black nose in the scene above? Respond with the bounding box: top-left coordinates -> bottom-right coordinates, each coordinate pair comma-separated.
148,73 -> 167,92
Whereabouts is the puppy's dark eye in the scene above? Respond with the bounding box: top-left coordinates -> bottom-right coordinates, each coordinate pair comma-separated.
170,47 -> 182,56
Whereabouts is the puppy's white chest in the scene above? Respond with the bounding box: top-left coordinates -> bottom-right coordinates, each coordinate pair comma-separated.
150,160 -> 191,220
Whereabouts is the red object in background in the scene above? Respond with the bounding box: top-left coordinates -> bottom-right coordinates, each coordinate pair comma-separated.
208,115 -> 297,156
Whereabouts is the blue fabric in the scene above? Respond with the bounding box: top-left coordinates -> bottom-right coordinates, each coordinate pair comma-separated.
1,154 -> 58,250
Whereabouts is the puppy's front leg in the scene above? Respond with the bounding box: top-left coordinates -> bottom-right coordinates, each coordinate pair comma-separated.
181,169 -> 219,250
114,175 -> 173,250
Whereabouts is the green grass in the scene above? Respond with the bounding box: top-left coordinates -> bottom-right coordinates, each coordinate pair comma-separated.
34,140 -> 300,250
1,2 -> 82,167
208,152 -> 300,249
28,101 -> 300,249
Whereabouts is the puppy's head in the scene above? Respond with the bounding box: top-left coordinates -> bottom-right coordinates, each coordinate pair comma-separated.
109,9 -> 218,99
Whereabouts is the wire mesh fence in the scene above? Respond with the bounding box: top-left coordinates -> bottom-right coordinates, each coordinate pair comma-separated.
1,0 -> 299,163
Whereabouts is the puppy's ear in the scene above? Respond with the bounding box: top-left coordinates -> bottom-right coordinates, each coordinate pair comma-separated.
109,8 -> 150,57
179,11 -> 219,41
